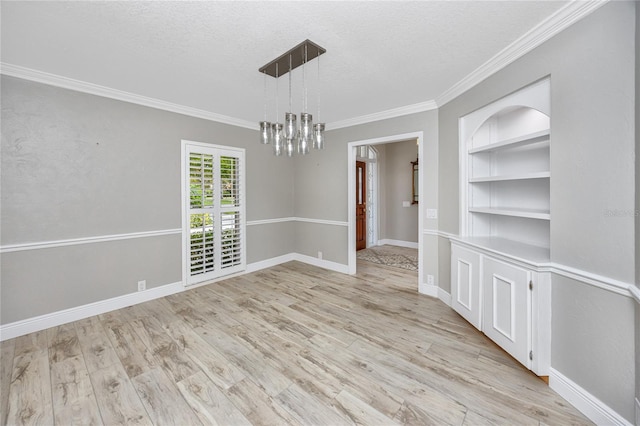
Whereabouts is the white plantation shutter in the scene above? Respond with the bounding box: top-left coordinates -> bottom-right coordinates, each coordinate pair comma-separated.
219,156 -> 243,269
183,142 -> 245,286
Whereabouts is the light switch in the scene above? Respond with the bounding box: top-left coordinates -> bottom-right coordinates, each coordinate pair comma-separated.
402,201 -> 411,207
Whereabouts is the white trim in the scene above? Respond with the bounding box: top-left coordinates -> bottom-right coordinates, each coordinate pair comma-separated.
245,253 -> 296,272
422,229 -> 457,240
328,101 -> 437,130
378,239 -> 419,249
629,285 -> 640,305
293,217 -> 349,227
247,217 -> 295,226
418,282 -> 439,298
292,253 -> 350,275
419,276 -> 451,308
0,217 -> 349,254
0,229 -> 181,254
635,398 -> 639,426
247,217 -> 348,227
436,1 -> 609,106
0,281 -> 184,341
0,63 -> 256,130
438,287 -> 452,307
549,368 -> 632,426
551,263 -> 632,298
348,132 -> 424,276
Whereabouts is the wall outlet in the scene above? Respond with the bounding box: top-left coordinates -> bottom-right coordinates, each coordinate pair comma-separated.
427,208 -> 438,219
402,201 -> 411,207
427,275 -> 435,285
137,280 -> 146,292
318,251 -> 323,260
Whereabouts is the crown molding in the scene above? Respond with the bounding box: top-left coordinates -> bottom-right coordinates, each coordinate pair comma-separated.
436,0 -> 609,107
0,63 -> 257,130
327,100 -> 438,131
1,1 -> 608,130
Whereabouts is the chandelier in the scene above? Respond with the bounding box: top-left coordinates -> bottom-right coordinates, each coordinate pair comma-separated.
259,40 -> 326,156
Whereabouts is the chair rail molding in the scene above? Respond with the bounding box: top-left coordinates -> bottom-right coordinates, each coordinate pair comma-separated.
0,228 -> 181,253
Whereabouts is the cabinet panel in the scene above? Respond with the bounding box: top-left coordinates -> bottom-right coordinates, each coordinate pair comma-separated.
451,244 -> 481,329
482,257 -> 531,368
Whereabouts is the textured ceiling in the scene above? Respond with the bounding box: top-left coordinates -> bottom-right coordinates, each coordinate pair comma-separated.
1,1 -> 570,125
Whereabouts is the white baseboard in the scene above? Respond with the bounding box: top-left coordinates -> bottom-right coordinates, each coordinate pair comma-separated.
418,281 -> 451,306
0,281 -> 184,341
549,368 -> 632,426
246,253 -> 296,273
292,253 -> 350,274
0,252 -> 350,341
418,281 -> 439,297
438,287 -> 452,306
378,239 -> 419,249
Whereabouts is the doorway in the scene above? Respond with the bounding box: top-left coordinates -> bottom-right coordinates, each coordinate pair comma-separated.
347,131 -> 424,277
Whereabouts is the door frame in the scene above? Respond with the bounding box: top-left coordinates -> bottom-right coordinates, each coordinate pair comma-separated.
347,131 -> 424,276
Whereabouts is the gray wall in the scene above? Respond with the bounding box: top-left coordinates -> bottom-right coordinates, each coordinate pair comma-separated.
294,111 -> 439,285
438,2 -> 636,421
380,140 -> 419,244
1,76 -> 294,324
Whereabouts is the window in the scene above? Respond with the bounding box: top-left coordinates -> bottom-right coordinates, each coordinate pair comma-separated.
182,141 -> 245,286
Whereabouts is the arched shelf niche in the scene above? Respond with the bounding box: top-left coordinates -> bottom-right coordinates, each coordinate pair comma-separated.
459,77 -> 551,253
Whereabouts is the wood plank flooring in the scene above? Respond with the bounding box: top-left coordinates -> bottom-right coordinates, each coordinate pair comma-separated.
0,260 -> 591,425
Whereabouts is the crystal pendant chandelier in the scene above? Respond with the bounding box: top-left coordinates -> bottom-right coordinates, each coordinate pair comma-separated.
312,52 -> 324,150
271,63 -> 285,156
258,40 -> 326,157
259,69 -> 272,145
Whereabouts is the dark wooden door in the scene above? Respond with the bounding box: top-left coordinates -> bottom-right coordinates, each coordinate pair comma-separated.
356,161 -> 367,251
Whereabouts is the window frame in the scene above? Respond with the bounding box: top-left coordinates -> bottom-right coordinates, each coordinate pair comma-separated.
181,140 -> 246,287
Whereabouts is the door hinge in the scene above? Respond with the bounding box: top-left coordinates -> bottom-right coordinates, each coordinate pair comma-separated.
529,350 -> 533,360
529,280 -> 533,291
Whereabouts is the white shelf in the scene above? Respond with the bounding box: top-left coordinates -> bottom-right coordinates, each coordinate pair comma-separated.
469,129 -> 550,154
451,236 -> 551,266
469,207 -> 550,220
469,172 -> 550,183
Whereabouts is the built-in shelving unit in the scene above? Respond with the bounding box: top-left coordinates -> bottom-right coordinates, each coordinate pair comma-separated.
451,78 -> 552,377
461,79 -> 551,252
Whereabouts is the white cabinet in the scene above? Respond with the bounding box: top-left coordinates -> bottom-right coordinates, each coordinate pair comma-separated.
450,244 -> 481,329
481,257 -> 530,368
450,241 -> 551,375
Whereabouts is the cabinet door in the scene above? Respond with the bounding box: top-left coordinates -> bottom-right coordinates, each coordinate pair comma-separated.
482,257 -> 531,368
451,244 -> 482,330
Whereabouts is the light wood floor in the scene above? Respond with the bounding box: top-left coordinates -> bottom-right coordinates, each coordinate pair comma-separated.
1,260 -> 591,425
